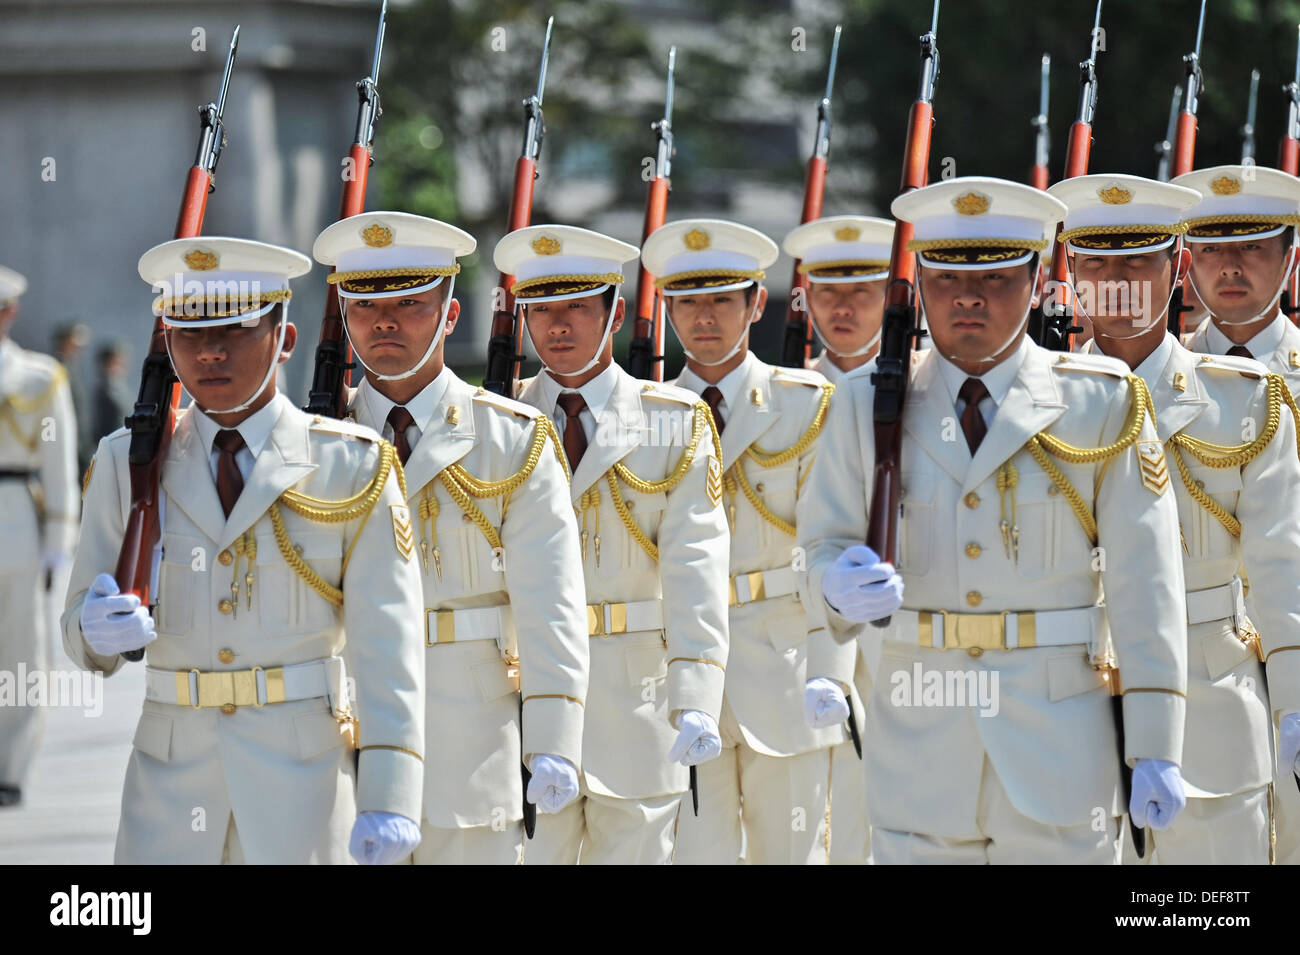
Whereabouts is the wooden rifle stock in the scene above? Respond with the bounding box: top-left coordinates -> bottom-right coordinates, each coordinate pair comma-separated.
780,156 -> 828,367
483,155 -> 539,397
1038,120 -> 1093,350
628,175 -> 670,380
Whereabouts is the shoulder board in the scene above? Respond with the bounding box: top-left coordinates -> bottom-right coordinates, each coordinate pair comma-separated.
513,376 -> 535,400
638,381 -> 699,406
308,413 -> 379,442
1048,352 -> 1127,378
1190,353 -> 1267,379
470,387 -> 535,419
770,366 -> 827,387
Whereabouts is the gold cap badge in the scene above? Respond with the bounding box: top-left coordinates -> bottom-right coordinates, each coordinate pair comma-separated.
834,226 -> 861,241
953,192 -> 990,216
1210,176 -> 1242,196
1099,185 -> 1132,205
684,228 -> 710,250
362,224 -> 393,247
184,249 -> 218,271
531,236 -> 561,255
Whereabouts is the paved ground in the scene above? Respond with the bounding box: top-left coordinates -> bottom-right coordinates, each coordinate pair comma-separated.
0,620 -> 142,864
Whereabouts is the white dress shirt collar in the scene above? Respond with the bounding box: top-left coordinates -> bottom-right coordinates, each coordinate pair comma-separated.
353,366 -> 451,438
1206,311 -> 1286,359
676,351 -> 758,418
540,360 -> 619,422
192,388 -> 287,462
933,335 -> 1030,411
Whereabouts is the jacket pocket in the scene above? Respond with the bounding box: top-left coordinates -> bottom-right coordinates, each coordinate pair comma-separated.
898,471 -> 935,576
257,531 -> 342,633
156,533 -> 202,635
472,657 -> 520,702
133,711 -> 173,762
1202,622 -> 1256,682
294,707 -> 345,759
1047,653 -> 1109,702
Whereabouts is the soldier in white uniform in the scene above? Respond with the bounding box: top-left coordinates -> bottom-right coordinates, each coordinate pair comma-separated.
1171,164 -> 1300,863
63,238 -> 425,864
0,265 -> 79,806
1051,173 -> 1300,863
312,212 -> 590,864
800,177 -> 1191,863
782,215 -> 895,864
504,225 -> 731,864
638,218 -> 842,864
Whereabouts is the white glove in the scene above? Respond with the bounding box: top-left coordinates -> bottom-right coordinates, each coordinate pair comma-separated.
79,572 -> 156,656
822,545 -> 904,622
1279,712 -> 1300,776
668,710 -> 722,767
804,677 -> 850,729
348,811 -> 421,865
1129,758 -> 1186,831
526,754 -> 580,814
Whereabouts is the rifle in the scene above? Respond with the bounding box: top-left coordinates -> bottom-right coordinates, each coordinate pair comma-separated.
779,26 -> 842,368
1155,84 -> 1182,182
1030,54 -> 1051,191
483,17 -> 554,398
304,0 -> 387,419
1031,0 -> 1102,352
866,0 -> 939,628
626,47 -> 676,381
115,26 -> 240,663
1279,26 -> 1300,321
1167,0 -> 1208,337
1241,69 -> 1260,164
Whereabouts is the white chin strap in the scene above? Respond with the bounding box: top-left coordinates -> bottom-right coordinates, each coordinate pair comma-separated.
166,305 -> 290,416
340,276 -> 455,382
917,255 -> 1036,366
522,285 -> 621,378
1065,245 -> 1179,342
666,284 -> 760,367
811,315 -> 880,359
1187,234 -> 1299,327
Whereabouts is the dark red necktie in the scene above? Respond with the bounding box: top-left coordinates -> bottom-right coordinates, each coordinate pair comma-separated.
387,406 -> 415,466
701,386 -> 726,437
1227,345 -> 1253,360
557,393 -> 588,472
957,377 -> 990,455
213,429 -> 246,518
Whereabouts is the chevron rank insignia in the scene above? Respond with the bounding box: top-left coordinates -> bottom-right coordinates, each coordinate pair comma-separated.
706,457 -> 723,507
391,504 -> 415,561
1137,441 -> 1169,495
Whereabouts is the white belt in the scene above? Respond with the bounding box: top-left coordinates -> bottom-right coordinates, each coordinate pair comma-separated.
730,566 -> 798,606
588,599 -> 663,637
425,605 -> 513,646
892,605 -> 1105,654
1185,578 -> 1245,626
145,656 -> 342,709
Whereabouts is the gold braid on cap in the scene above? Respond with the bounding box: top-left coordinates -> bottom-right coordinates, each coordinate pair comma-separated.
511,273 -> 625,296
797,259 -> 890,276
724,382 -> 833,537
436,416 -> 567,552
1021,374 -> 1155,545
654,269 -> 765,290
1166,374 -> 1300,538
152,289 -> 291,318
1057,222 -> 1189,244
607,402 -> 717,562
907,237 -> 1050,252
1183,213 -> 1300,231
327,265 -> 460,284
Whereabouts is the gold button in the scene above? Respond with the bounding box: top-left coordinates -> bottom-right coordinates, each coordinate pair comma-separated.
965,542 -> 981,559
625,501 -> 635,511
220,703 -> 236,715
312,415 -> 323,424
462,513 -> 473,523
755,482 -> 765,493
294,543 -> 304,555
218,648 -> 234,664
1196,479 -> 1205,489
218,598 -> 234,615
966,590 -> 982,607
1047,485 -> 1059,497
964,492 -> 980,510
218,549 -> 233,566
968,646 -> 984,658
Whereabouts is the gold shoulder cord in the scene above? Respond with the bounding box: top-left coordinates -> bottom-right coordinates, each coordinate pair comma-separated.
724,382 -> 833,537
438,414 -> 564,553
268,439 -> 405,607
1022,373 -> 1153,546
603,402 -> 716,563
0,365 -> 67,453
1166,373 -> 1299,538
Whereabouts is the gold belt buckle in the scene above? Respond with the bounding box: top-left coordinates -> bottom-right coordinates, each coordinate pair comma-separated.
426,609 -> 456,646
729,571 -> 766,607
587,602 -> 627,637
944,612 -> 1007,653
